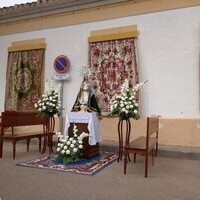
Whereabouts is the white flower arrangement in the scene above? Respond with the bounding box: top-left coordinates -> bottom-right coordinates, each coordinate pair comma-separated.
34,79 -> 62,117
110,79 -> 147,120
56,124 -> 89,164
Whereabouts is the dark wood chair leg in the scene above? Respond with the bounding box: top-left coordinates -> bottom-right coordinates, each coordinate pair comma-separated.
42,136 -> 47,154
124,149 -> 128,174
50,135 -> 53,153
27,139 -> 30,152
156,142 -> 158,157
0,140 -> 3,158
12,141 -> 16,159
39,137 -> 42,152
128,153 -> 131,162
152,149 -> 154,166
145,153 -> 148,178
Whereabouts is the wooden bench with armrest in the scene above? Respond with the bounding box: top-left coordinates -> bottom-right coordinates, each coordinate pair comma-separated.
0,111 -> 46,159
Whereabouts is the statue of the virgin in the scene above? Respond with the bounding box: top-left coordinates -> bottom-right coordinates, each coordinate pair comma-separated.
71,67 -> 101,117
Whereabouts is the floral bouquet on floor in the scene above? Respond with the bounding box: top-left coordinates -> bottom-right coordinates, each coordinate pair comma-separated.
56,124 -> 89,164
110,79 -> 147,120
34,80 -> 62,117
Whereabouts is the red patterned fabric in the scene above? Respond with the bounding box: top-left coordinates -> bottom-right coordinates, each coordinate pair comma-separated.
89,38 -> 138,113
5,49 -> 44,111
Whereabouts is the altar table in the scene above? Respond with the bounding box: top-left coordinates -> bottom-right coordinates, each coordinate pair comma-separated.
64,112 -> 101,158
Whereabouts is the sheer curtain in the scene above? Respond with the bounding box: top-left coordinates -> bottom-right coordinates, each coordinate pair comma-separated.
5,49 -> 44,110
88,38 -> 139,113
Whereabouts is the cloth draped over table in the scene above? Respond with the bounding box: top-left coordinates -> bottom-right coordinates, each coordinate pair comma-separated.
71,78 -> 102,117
64,112 -> 101,145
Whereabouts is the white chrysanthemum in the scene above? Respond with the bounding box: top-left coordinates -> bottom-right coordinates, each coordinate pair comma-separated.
122,108 -> 126,112
61,150 -> 65,154
66,150 -> 70,155
70,144 -> 75,148
69,138 -> 73,141
63,139 -> 67,143
64,146 -> 68,150
66,141 -> 71,145
73,148 -> 78,153
134,110 -> 138,114
72,140 -> 76,144
78,140 -> 83,144
57,147 -> 61,152
79,145 -> 83,149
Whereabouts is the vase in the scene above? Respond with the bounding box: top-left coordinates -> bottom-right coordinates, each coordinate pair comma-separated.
42,115 -> 55,154
117,118 -> 131,162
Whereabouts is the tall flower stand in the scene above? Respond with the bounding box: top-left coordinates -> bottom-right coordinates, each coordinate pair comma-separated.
42,116 -> 55,154
118,118 -> 131,162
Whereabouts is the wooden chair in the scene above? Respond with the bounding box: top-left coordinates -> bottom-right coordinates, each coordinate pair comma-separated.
124,116 -> 159,178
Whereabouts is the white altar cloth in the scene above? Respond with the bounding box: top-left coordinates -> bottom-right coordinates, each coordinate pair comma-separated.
64,112 -> 101,145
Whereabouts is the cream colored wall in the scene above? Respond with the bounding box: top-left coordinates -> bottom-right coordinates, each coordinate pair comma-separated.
0,1 -> 200,148
101,117 -> 200,148
16,116 -> 200,148
56,116 -> 200,148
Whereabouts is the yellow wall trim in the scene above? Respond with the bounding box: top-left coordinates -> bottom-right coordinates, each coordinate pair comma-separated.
8,38 -> 46,52
88,25 -> 139,42
0,0 -> 200,36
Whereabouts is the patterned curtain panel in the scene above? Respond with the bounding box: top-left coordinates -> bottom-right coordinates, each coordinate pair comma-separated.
89,38 -> 139,113
5,49 -> 44,111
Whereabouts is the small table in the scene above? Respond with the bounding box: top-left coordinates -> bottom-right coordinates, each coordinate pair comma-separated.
64,112 -> 101,158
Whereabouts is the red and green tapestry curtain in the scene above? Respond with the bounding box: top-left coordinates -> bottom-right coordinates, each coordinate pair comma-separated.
89,38 -> 139,113
5,49 -> 44,111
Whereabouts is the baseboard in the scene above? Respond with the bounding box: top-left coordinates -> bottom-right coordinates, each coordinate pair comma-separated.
101,140 -> 200,161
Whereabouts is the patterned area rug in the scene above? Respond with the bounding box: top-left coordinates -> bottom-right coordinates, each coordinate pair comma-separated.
16,151 -> 118,176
